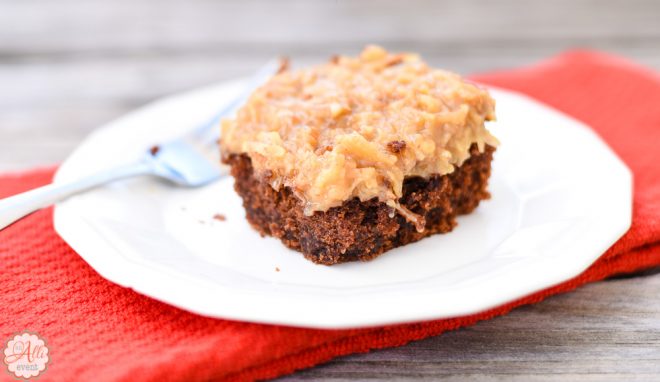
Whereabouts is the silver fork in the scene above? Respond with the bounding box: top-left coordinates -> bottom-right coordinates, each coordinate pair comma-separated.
0,60 -> 280,231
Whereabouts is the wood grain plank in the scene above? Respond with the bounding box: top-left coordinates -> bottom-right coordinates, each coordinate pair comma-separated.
1,0 -> 659,55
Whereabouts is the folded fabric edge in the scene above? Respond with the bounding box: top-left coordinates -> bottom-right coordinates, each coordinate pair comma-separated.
0,164 -> 58,179
472,48 -> 660,85
0,167 -> 57,199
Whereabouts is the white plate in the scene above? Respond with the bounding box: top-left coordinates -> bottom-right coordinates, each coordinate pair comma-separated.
53,81 -> 632,329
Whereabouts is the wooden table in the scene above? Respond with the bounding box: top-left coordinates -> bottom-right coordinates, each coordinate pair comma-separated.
2,0 -> 659,379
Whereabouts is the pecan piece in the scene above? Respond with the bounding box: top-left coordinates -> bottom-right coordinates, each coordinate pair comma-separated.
386,140 -> 406,153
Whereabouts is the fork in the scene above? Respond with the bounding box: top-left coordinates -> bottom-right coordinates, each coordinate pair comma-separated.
0,60 -> 280,231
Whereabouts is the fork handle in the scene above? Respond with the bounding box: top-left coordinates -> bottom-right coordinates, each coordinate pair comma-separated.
0,161 -> 153,231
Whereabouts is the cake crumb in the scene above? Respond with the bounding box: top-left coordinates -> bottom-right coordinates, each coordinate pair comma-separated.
149,145 -> 160,156
213,213 -> 226,222
275,267 -> 280,272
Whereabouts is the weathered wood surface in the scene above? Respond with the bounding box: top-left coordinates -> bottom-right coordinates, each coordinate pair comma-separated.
1,0 -> 659,380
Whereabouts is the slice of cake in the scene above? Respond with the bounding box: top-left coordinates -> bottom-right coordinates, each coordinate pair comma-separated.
221,45 -> 498,265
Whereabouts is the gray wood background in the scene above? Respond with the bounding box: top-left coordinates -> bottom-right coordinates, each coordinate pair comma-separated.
1,0 -> 658,380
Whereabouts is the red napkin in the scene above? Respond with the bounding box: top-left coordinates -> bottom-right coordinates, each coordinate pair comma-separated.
1,51 -> 659,382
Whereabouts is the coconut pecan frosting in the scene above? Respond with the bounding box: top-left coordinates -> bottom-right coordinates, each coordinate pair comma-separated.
221,45 -> 498,219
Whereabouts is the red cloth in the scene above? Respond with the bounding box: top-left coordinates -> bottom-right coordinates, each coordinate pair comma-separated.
1,51 -> 659,382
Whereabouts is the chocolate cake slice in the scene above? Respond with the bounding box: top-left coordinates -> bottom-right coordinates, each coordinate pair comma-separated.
220,46 -> 498,265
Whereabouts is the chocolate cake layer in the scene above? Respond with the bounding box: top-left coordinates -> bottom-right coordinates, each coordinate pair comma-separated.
224,144 -> 495,265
